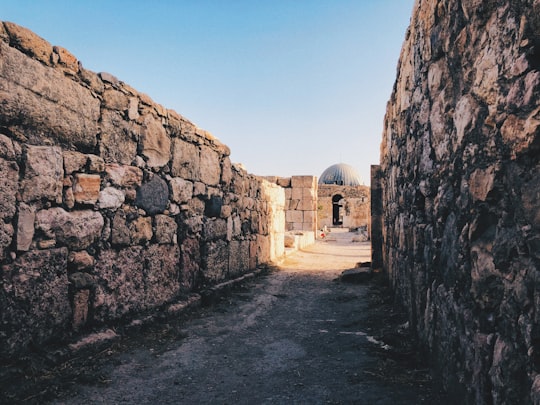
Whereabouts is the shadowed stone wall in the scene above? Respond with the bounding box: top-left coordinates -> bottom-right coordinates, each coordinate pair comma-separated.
381,1 -> 540,403
0,21 -> 285,357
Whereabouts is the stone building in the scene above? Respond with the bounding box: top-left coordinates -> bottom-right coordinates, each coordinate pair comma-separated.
317,163 -> 370,231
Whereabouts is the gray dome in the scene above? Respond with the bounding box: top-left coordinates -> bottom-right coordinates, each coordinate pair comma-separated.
319,163 -> 362,186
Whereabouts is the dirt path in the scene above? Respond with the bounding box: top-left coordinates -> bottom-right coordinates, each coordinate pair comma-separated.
8,231 -> 442,404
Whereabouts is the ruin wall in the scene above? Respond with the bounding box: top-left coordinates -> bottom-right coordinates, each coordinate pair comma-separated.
0,22 -> 285,357
317,184 -> 370,230
380,1 -> 540,403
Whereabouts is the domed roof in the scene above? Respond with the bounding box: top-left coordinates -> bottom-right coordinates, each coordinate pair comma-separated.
319,163 -> 363,186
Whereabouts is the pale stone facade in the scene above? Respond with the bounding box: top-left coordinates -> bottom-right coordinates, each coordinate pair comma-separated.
317,184 -> 370,231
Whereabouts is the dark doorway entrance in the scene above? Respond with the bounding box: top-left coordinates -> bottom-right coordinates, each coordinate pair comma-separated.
332,194 -> 343,226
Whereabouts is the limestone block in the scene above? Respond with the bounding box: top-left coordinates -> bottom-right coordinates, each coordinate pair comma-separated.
144,244 -> 181,307
72,289 -> 90,331
87,154 -> 105,172
169,177 -> 193,204
228,240 -> 250,277
171,139 -> 200,181
111,210 -> 131,246
193,181 -> 206,197
0,248 -> 70,356
129,216 -> 153,245
64,186 -> 75,209
105,163 -> 143,188
135,175 -> 169,215
469,166 -> 496,202
199,145 -> 221,186
299,199 -> 316,211
21,145 -> 63,203
155,215 -> 177,244
93,246 -> 145,322
128,97 -> 139,120
99,186 -> 125,210
286,210 -> 303,223
188,197 -> 206,215
303,210 -> 317,226
284,188 -> 292,200
3,21 -> 53,65
103,88 -> 129,111
180,237 -> 201,291
16,203 -> 35,251
0,157 -> 18,221
221,156 -> 233,185
100,110 -> 139,164
0,41 -> 100,149
277,177 -> 291,188
249,240 -> 258,269
256,234 -> 271,263
52,45 -> 78,73
221,205 -> 232,218
500,111 -> 540,157
68,251 -> 95,271
291,187 -> 303,200
291,222 -> 304,231
302,187 -> 316,199
36,207 -> 104,250
142,114 -> 171,168
202,218 -> 228,241
202,240 -> 229,283
0,222 -> 14,262
73,173 -> 101,205
63,150 -> 87,174
291,176 -> 316,188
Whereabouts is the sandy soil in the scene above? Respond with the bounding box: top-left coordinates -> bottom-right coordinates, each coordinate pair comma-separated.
2,231 -> 444,404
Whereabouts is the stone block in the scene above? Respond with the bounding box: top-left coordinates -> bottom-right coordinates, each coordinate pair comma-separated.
0,157 -> 18,221
99,187 -> 125,210
155,215 -> 177,244
141,114 -> 171,168
3,21 -> 53,65
105,163 -> 143,188
171,139 -> 200,181
469,166 -> 496,202
1,248 -> 70,357
277,177 -> 291,187
100,110 -> 139,165
144,244 -> 181,307
73,173 -> 101,205
180,238 -> 201,291
221,156 -> 233,185
199,145 -> 221,186
202,240 -> 229,283
72,289 -> 90,331
135,175 -> 169,215
302,187 -> 316,199
68,251 -> 95,271
102,88 -> 129,111
111,210 -> 130,246
53,45 -> 78,73
0,41 -> 100,149
202,218 -> 228,241
93,247 -> 145,322
63,150 -> 87,174
87,154 -> 105,172
36,207 -> 104,250
291,176 -> 316,189
291,187 -> 303,200
228,240 -> 250,277
16,203 -> 35,251
21,145 -> 63,203
129,216 -> 153,245
286,210 -> 303,223
170,177 -> 193,204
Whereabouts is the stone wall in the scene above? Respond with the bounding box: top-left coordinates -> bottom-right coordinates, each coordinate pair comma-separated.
317,184 -> 370,230
267,176 -> 318,232
380,1 -> 540,403
0,21 -> 285,357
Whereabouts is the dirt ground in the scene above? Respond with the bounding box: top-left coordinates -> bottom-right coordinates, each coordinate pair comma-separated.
1,230 -> 445,404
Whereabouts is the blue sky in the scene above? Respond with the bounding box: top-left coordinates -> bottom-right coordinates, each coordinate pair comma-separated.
2,0 -> 414,184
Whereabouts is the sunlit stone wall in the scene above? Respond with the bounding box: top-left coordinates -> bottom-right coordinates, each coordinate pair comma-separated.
0,21 -> 285,357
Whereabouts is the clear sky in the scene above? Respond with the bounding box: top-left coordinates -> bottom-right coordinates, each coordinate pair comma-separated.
2,0 -> 414,184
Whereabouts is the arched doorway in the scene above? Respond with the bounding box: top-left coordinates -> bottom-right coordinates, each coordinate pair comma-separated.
332,194 -> 343,226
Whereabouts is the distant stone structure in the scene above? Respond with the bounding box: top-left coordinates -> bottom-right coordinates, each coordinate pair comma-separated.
317,163 -> 370,232
377,1 -> 540,403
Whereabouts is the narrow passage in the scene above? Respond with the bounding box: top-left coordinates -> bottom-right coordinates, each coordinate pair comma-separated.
54,230 -> 439,404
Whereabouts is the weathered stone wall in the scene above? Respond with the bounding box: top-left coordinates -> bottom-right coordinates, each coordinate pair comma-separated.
380,1 -> 540,403
0,22 -> 285,357
268,176 -> 318,232
317,184 -> 370,230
